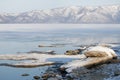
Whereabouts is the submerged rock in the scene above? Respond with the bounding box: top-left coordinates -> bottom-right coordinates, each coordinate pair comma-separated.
21,73 -> 29,76
33,76 -> 40,79
27,51 -> 43,54
114,70 -> 120,76
38,45 -> 56,47
27,50 -> 56,55
46,50 -> 56,55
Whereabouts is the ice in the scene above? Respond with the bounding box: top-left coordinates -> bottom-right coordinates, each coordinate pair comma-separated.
0,53 -> 86,67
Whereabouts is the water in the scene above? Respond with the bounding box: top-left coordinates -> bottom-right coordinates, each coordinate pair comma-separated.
0,66 -> 49,80
0,24 -> 120,80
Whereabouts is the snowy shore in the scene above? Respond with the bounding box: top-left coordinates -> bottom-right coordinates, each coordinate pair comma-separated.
0,44 -> 120,80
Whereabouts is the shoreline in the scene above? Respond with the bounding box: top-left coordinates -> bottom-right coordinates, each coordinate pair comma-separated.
0,44 -> 120,80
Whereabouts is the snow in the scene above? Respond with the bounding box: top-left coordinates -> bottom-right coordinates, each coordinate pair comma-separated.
0,5 -> 120,23
61,57 -> 110,72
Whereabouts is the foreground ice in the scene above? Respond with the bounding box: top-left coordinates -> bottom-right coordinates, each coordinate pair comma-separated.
0,45 -> 118,74
0,53 -> 86,67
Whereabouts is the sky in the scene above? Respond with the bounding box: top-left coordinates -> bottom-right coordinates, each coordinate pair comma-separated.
0,0 -> 120,13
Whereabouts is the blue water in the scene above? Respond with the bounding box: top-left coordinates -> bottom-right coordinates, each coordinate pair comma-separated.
0,24 -> 120,80
0,66 -> 49,80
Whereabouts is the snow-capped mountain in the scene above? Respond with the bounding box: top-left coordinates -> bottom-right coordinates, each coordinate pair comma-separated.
0,5 -> 120,23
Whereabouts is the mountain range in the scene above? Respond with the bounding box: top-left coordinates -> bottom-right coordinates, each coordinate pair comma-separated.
0,5 -> 120,23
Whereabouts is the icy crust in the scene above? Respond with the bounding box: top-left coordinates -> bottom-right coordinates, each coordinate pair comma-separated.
0,53 -> 86,67
61,57 -> 112,72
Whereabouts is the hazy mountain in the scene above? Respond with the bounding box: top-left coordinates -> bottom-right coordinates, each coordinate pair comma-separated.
0,5 -> 120,23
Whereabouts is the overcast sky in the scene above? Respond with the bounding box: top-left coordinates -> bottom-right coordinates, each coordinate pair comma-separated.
0,0 -> 120,13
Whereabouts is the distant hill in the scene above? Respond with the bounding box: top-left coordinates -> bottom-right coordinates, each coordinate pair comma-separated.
0,5 -> 120,23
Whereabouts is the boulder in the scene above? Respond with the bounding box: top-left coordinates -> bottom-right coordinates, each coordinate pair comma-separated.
83,46 -> 117,58
21,73 -> 29,76
65,49 -> 80,55
84,51 -> 108,57
33,76 -> 40,79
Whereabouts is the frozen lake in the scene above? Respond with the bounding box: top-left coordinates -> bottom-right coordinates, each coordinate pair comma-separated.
0,24 -> 120,54
0,24 -> 120,80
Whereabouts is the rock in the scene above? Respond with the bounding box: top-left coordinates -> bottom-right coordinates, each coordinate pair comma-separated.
84,51 -> 108,57
55,74 -> 62,80
27,51 -> 43,54
46,50 -> 56,55
65,49 -> 80,55
27,50 -> 56,55
33,76 -> 40,79
47,77 -> 59,80
114,70 -> 120,76
66,75 -> 74,80
38,45 -> 55,47
42,74 -> 49,79
64,64 -> 118,80
42,73 -> 56,80
21,73 -> 29,76
59,67 -> 68,77
83,46 -> 117,58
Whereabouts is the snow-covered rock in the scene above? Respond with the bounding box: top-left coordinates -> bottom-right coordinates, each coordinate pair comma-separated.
0,5 -> 120,23
83,46 -> 117,58
61,46 -> 118,72
67,64 -> 120,80
61,57 -> 113,72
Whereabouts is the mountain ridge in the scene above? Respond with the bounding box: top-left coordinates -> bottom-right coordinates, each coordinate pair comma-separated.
0,5 -> 120,23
